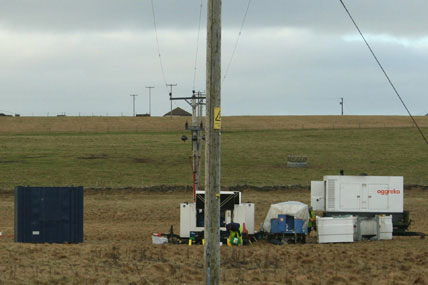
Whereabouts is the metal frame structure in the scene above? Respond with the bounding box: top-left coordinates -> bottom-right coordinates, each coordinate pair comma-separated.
170,90 -> 206,201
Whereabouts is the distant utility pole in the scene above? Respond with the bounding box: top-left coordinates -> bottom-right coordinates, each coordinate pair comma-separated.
205,0 -> 221,284
130,94 -> 138,117
340,97 -> 344,116
145,86 -> 155,116
170,90 -> 206,200
166,83 -> 177,117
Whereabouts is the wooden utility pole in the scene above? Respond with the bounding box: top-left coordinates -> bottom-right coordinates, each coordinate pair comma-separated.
191,92 -> 199,199
145,86 -> 155,116
130,94 -> 138,117
167,83 -> 177,117
204,0 -> 221,284
194,91 -> 205,196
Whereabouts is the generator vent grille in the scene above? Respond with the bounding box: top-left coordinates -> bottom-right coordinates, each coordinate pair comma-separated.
327,179 -> 336,209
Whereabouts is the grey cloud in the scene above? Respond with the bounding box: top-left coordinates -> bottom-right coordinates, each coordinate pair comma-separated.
0,1 -> 427,117
1,1 -> 428,36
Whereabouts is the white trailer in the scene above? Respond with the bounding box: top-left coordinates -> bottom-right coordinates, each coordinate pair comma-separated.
180,190 -> 255,238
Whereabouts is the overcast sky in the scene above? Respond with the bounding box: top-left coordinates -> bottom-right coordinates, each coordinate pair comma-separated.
1,0 -> 427,116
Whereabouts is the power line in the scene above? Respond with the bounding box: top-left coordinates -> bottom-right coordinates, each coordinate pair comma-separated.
150,0 -> 168,88
339,0 -> 428,145
223,0 -> 252,83
192,0 -> 204,91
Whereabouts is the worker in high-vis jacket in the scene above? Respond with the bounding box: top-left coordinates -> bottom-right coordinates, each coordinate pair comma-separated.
308,206 -> 316,236
226,222 -> 242,246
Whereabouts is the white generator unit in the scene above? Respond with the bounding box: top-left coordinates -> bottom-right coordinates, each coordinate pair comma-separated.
311,175 -> 403,215
180,191 -> 255,238
311,175 -> 405,237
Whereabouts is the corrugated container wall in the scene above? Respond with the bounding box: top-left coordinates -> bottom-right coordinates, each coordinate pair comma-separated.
15,186 -> 84,243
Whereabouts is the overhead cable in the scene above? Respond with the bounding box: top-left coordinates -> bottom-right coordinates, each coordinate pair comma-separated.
339,0 -> 428,145
223,0 -> 252,83
150,0 -> 168,88
192,0 -> 204,91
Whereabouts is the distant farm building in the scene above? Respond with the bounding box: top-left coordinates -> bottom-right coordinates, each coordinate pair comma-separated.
163,107 -> 192,117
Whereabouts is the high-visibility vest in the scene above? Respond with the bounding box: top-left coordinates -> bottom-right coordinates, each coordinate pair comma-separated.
227,224 -> 243,246
308,210 -> 316,228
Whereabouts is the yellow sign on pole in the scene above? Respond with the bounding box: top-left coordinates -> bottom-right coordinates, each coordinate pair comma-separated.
214,107 -> 221,130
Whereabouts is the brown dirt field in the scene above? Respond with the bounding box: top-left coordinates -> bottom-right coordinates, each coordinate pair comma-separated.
0,188 -> 426,284
0,115 -> 427,134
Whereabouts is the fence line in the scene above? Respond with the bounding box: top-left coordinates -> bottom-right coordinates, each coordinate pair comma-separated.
0,123 -> 426,135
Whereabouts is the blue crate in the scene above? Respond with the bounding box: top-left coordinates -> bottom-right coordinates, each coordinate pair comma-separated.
271,218 -> 280,233
271,215 -> 308,235
285,215 -> 294,232
271,215 -> 292,233
294,219 -> 307,234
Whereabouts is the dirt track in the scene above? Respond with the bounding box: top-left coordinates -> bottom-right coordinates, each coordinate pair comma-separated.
0,188 -> 426,284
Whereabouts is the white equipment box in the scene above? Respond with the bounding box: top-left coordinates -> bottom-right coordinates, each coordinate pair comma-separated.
311,176 -> 403,214
317,215 -> 393,244
180,191 -> 255,238
379,215 -> 393,240
317,216 -> 354,243
152,235 -> 168,245
353,215 -> 393,241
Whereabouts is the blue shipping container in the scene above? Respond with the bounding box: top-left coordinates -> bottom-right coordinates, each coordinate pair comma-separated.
15,186 -> 83,243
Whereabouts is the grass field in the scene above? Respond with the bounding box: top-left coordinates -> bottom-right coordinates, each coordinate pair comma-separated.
1,115 -> 428,134
0,188 -> 427,284
0,116 -> 427,284
0,116 -> 427,190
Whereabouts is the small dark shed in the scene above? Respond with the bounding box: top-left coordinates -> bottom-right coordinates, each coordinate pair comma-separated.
15,186 -> 84,243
